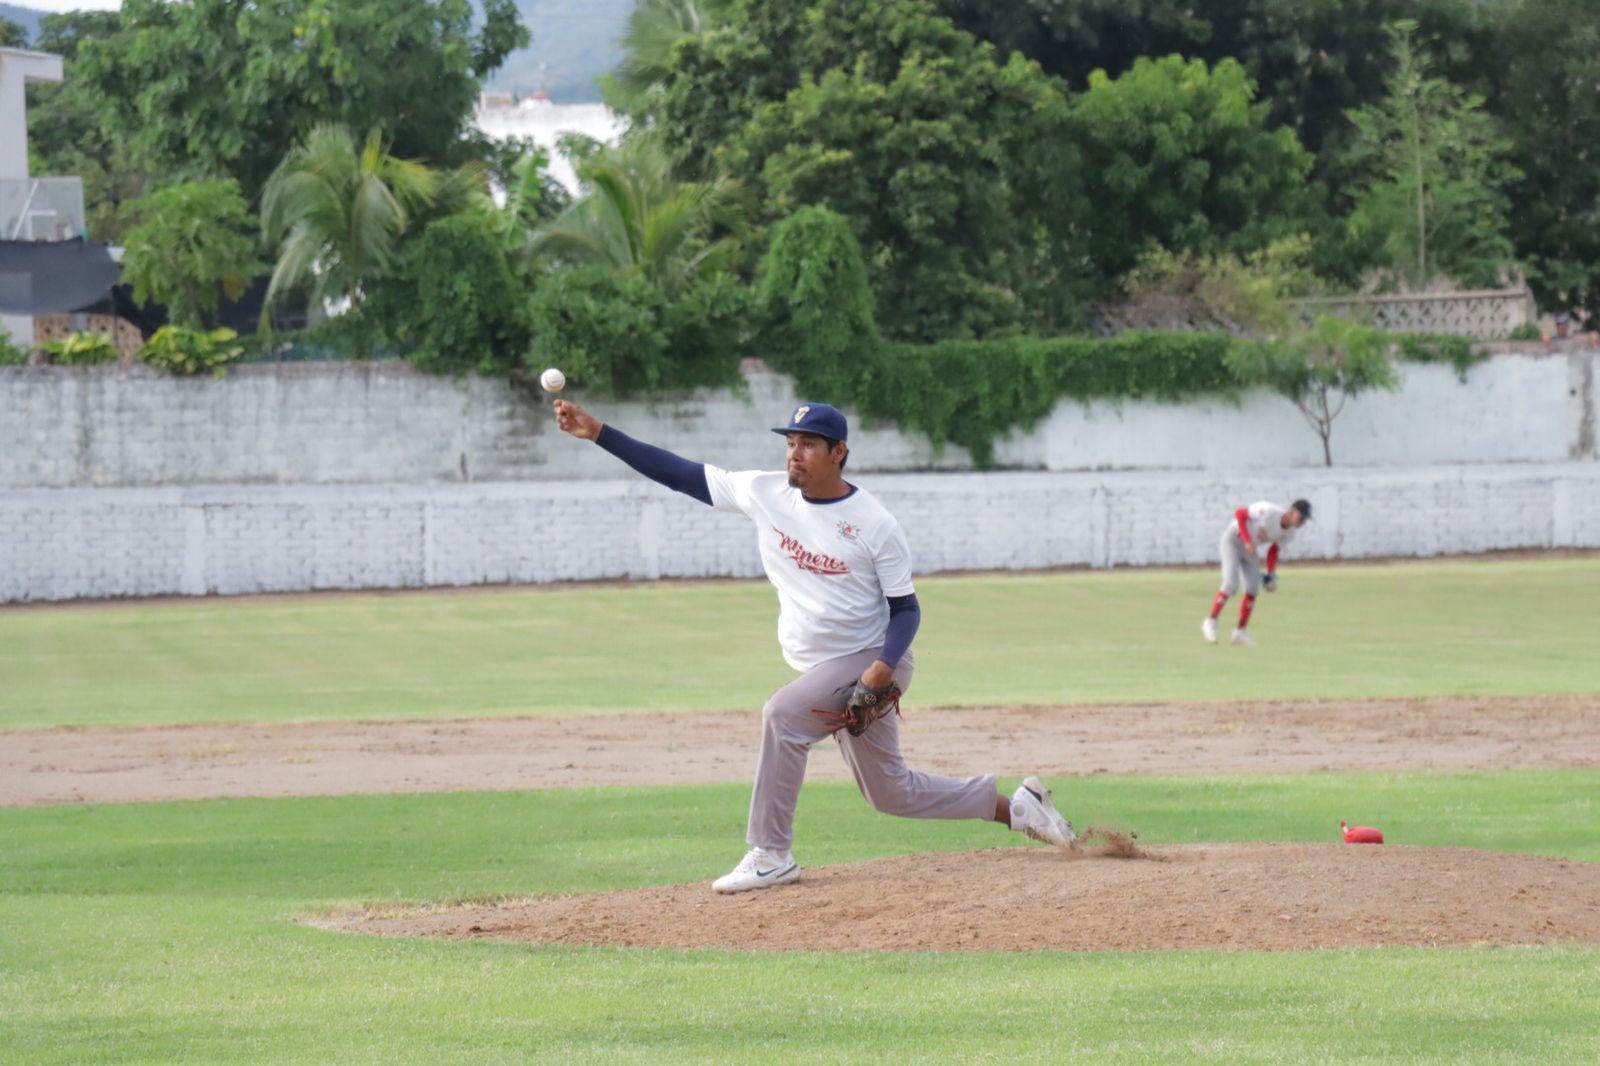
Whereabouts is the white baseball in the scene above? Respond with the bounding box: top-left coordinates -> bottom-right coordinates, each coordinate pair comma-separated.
540,367 -> 566,393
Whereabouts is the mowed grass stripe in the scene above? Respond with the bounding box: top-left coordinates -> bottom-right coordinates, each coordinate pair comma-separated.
4,557 -> 1598,729
2,772 -> 1598,1063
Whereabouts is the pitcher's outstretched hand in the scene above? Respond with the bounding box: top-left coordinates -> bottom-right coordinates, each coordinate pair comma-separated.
554,399 -> 602,441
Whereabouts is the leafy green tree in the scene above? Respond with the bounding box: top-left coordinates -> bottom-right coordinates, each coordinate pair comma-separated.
1071,56 -> 1316,284
653,0 -> 1083,340
1342,21 -> 1517,289
259,126 -> 440,321
1226,315 -> 1398,466
120,180 -> 261,328
24,11 -> 153,242
364,215 -> 530,374
61,0 -> 527,200
530,135 -> 738,294
0,16 -> 26,46
1483,0 -> 1600,317
940,0 -> 1489,169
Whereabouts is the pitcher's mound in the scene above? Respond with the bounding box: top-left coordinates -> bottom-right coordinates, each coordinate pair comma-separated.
330,843 -> 1600,952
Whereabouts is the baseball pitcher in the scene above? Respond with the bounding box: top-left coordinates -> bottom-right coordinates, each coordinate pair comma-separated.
554,399 -> 1077,893
1203,498 -> 1311,645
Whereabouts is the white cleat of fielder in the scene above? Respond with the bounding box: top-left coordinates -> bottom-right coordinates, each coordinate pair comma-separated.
1010,776 -> 1077,848
1231,628 -> 1256,646
1201,617 -> 1218,644
712,846 -> 800,893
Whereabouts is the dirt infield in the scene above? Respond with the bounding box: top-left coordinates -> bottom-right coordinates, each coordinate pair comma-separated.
324,842 -> 1600,952
5,695 -> 1597,807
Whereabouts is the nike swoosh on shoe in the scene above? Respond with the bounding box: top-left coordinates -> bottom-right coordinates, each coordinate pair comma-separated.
756,863 -> 796,879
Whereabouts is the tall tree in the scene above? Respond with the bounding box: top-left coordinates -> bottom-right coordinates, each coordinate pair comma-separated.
1341,21 -> 1517,289
939,0 -> 1492,171
62,0 -> 527,201
24,11 -> 152,242
1069,55 -> 1316,283
652,0 -> 1085,341
1484,0 -> 1600,317
0,16 -> 26,46
259,126 -> 440,319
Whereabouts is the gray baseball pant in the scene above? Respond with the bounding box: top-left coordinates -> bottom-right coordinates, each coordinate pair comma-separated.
1218,528 -> 1263,596
745,646 -> 999,852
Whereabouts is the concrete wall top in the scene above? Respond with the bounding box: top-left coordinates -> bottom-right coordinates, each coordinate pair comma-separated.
2,351 -> 1594,490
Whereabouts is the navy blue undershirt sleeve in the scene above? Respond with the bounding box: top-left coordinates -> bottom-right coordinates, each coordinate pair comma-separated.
595,424 -> 713,506
880,593 -> 920,669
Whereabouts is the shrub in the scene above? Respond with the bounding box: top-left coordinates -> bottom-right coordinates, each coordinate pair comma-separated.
755,206 -> 882,396
368,214 -> 529,375
138,326 -> 245,376
1393,333 -> 1488,381
526,266 -> 744,396
42,332 -> 119,366
0,331 -> 31,365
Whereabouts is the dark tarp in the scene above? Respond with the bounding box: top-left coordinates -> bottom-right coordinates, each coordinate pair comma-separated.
0,238 -> 122,315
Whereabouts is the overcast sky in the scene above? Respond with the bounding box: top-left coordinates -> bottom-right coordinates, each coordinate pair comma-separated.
18,1 -> 123,13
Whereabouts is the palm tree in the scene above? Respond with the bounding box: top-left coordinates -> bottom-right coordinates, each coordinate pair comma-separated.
607,0 -> 719,113
529,135 -> 737,293
259,126 -> 439,321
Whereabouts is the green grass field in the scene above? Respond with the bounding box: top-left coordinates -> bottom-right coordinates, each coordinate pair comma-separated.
3,558 -> 1597,1062
4,557 -> 1598,729
4,775 -> 1598,1063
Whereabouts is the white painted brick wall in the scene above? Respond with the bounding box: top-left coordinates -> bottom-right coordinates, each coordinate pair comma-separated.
3,353 -> 1595,489
5,463 -> 1597,602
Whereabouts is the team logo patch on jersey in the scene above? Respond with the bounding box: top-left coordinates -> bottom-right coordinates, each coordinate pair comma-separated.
793,405 -> 811,423
773,525 -> 850,575
835,520 -> 860,542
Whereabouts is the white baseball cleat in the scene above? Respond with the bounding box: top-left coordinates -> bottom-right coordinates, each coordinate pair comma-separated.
1010,776 -> 1077,847
1231,628 -> 1256,646
1201,617 -> 1218,644
712,847 -> 801,893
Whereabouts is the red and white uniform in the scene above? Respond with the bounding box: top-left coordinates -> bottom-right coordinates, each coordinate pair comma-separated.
1227,500 -> 1299,574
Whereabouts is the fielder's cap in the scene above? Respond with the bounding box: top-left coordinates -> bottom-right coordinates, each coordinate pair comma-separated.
1291,498 -> 1313,521
772,402 -> 848,442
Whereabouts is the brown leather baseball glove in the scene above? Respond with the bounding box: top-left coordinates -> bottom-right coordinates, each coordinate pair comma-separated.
814,679 -> 902,737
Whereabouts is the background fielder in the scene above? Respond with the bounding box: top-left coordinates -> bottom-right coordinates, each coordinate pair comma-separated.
553,397 -> 1077,893
1203,498 -> 1311,646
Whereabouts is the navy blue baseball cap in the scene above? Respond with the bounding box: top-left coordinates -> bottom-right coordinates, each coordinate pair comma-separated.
771,402 -> 848,442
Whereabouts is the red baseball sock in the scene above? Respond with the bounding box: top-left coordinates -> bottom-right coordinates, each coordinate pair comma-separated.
1209,592 -> 1229,619
1238,593 -> 1256,628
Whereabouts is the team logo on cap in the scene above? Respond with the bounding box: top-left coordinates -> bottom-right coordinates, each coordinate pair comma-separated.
793,405 -> 811,423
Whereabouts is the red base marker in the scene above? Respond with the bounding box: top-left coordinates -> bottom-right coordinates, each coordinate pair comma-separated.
1340,820 -> 1384,844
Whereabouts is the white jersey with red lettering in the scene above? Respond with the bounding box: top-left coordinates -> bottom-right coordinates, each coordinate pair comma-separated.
1227,500 -> 1299,556
704,466 -> 914,671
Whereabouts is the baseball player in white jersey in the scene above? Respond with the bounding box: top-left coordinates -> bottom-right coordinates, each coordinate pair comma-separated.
1202,498 -> 1311,645
554,398 -> 1077,892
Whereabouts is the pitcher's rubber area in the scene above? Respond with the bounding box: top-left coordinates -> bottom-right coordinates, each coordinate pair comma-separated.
5,695 -> 1597,806
322,843 -> 1600,953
